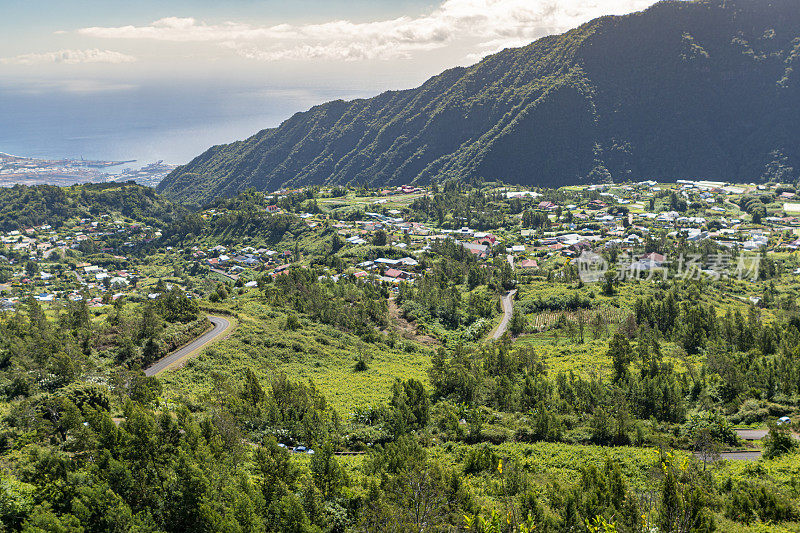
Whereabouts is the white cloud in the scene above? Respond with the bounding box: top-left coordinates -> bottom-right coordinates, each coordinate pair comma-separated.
0,49 -> 137,65
76,0 -> 658,62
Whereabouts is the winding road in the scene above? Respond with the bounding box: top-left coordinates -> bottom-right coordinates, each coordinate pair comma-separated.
492,290 -> 517,340
144,315 -> 232,377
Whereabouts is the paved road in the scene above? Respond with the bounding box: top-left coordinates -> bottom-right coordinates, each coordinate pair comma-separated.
492,290 -> 517,340
144,315 -> 231,376
735,429 -> 768,440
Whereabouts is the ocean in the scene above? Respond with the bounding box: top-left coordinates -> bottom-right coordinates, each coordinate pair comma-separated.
0,81 -> 371,167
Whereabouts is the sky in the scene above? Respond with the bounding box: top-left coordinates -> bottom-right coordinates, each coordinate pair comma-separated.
0,0 -> 659,164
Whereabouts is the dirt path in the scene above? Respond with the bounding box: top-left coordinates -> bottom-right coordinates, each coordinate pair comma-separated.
491,290 -> 517,340
210,267 -> 239,281
144,315 -> 232,376
387,297 -> 440,345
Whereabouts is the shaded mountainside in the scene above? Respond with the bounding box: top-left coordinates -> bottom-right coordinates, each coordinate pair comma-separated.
158,0 -> 800,204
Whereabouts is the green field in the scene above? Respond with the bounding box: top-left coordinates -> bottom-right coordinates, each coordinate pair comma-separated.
159,293 -> 433,415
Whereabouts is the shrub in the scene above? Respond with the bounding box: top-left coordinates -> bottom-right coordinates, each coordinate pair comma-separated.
463,444 -> 499,474
57,383 -> 111,413
682,411 -> 740,447
724,479 -> 797,524
730,399 -> 769,425
764,423 -> 798,459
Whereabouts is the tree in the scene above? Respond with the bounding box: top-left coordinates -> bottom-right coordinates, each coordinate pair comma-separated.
590,407 -> 613,445
256,436 -> 301,502
129,373 -> 163,405
608,333 -> 633,381
310,441 -> 347,499
509,308 -> 527,336
138,304 -> 163,342
388,379 -> 430,435
590,312 -> 607,339
21,504 -> 83,533
601,271 -> 616,296
141,337 -> 162,367
364,436 -> 455,533
680,306 -> 707,355
373,230 -> 388,246
25,260 -> 38,277
156,287 -> 199,323
656,454 -> 715,533
241,368 -> 265,407
694,427 -> 721,471
752,206 -> 765,224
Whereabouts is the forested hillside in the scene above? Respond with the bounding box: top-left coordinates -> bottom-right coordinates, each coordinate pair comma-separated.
158,0 -> 800,204
0,183 -> 185,231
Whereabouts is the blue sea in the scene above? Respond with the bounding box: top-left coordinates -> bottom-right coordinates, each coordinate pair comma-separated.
0,81 -> 372,167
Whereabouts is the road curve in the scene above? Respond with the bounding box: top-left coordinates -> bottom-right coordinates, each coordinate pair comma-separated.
145,315 -> 231,377
492,290 -> 517,340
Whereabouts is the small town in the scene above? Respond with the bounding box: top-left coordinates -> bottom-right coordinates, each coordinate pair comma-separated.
1,179 -> 794,313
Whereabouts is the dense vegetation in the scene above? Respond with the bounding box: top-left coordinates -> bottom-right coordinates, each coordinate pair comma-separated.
0,183 -> 185,231
159,0 -> 800,204
4,287 -> 799,532
6,170 -> 800,530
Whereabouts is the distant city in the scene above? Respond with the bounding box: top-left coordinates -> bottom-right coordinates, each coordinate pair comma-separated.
0,152 -> 177,188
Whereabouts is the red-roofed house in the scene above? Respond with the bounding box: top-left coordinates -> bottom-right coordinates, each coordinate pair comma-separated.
384,268 -> 409,279
641,252 -> 666,263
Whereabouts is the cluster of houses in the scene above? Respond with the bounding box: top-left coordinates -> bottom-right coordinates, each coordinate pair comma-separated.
191,244 -> 294,280
355,257 -> 420,284
5,178 -> 799,312
0,214 -> 156,310
244,178 -> 800,289
379,186 -> 425,196
0,259 -> 136,310
3,216 -> 155,256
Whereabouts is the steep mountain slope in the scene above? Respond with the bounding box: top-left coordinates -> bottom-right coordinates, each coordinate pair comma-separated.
158,0 -> 800,203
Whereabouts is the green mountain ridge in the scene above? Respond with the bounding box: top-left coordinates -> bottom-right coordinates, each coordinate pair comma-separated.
158,0 -> 800,204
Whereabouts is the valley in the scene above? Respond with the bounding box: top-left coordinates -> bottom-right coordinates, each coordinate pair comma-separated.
2,177 -> 800,531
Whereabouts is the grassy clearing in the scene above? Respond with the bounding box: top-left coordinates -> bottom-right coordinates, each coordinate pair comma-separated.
159,291 -> 433,415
